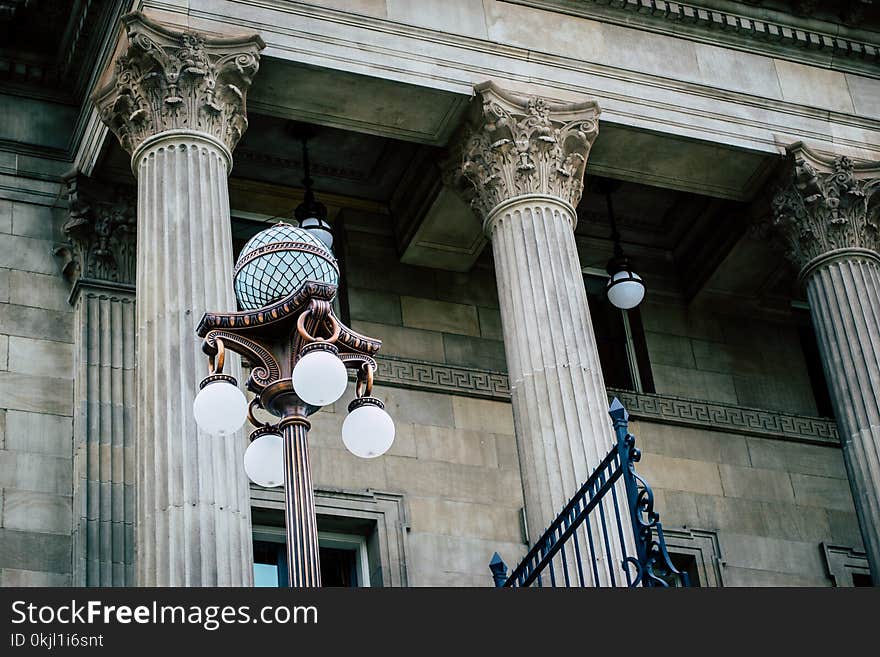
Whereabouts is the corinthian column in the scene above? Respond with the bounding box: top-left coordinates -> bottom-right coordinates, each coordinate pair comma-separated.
452,83 -> 631,585
56,173 -> 137,586
773,143 -> 880,585
93,12 -> 265,586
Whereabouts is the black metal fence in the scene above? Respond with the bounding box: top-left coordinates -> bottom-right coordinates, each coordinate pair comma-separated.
489,398 -> 688,588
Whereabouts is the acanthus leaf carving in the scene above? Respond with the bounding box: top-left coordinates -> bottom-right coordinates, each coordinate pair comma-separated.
55,172 -> 137,287
772,143 -> 880,274
450,82 -> 600,221
93,11 -> 265,156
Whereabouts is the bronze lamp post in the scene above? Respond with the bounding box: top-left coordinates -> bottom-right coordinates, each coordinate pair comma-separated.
193,223 -> 392,587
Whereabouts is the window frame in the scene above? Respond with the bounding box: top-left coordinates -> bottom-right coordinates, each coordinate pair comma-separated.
253,525 -> 371,587
251,486 -> 410,587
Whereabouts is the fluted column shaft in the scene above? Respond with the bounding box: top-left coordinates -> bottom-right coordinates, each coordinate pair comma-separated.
452,82 -> 632,586
93,11 -> 264,586
71,284 -> 136,586
134,131 -> 252,586
805,253 -> 880,584
772,144 -> 880,584
489,194 -> 629,584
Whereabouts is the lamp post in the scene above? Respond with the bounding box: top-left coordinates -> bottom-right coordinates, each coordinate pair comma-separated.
192,222 -> 393,587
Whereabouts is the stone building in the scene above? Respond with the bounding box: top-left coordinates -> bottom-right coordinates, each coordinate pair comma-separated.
0,0 -> 878,587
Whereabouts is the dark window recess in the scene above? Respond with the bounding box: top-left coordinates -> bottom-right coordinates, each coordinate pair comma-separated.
588,293 -> 633,390
852,573 -> 872,587
585,277 -> 654,393
654,552 -> 699,587
253,540 -> 358,588
798,324 -> 834,418
320,546 -> 358,587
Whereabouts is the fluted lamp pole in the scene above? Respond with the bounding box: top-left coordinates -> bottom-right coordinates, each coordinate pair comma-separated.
192,224 -> 394,587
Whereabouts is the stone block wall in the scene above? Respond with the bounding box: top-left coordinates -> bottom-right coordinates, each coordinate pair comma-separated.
344,210 -> 824,418
641,299 -> 821,415
634,420 -> 861,586
0,188 -> 75,586
328,211 -> 858,586
343,211 -> 506,373
307,384 -> 527,586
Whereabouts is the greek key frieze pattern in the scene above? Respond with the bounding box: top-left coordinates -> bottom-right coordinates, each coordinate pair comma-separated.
375,356 -> 839,446
608,389 -> 839,446
376,356 -> 511,399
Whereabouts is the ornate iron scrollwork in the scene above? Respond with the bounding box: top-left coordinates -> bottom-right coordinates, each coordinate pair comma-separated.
612,399 -> 689,588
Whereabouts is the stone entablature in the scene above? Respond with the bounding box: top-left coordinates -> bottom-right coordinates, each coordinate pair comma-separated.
372,355 -> 840,447
772,143 -> 880,278
453,82 -> 600,224
511,0 -> 879,74
93,11 -> 265,157
55,172 -> 137,292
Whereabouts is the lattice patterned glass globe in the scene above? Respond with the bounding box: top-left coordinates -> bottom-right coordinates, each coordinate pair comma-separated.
234,223 -> 339,311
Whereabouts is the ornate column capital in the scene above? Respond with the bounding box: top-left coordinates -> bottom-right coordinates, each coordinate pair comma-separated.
93,11 -> 265,158
450,82 -> 600,226
772,142 -> 880,278
54,171 -> 137,296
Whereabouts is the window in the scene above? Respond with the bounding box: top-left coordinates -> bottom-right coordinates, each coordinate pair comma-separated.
250,487 -> 410,587
253,526 -> 371,587
659,528 -> 725,587
584,273 -> 654,393
654,552 -> 700,587
822,543 -> 870,587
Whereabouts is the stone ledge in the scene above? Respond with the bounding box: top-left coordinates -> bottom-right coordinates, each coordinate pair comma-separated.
373,355 -> 840,447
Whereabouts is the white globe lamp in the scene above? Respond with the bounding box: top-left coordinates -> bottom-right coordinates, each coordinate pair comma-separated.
193,374 -> 248,436
244,429 -> 284,488
342,397 -> 395,459
292,342 -> 348,406
606,268 -> 645,310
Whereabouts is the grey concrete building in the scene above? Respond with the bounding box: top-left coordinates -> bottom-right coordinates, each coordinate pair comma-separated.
0,0 -> 878,587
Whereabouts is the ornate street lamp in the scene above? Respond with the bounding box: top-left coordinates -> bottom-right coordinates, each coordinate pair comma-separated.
193,222 -> 393,587
603,187 -> 646,310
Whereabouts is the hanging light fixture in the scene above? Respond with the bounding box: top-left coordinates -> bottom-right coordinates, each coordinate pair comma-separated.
603,186 -> 646,310
294,131 -> 334,251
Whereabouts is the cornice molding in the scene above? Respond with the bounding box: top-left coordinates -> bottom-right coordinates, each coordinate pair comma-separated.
373,355 -> 840,446
505,0 -> 880,77
144,0 -> 880,166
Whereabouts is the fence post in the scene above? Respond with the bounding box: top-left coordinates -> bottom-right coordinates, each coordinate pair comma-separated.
609,397 -> 649,581
609,397 -> 689,588
489,552 -> 509,587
